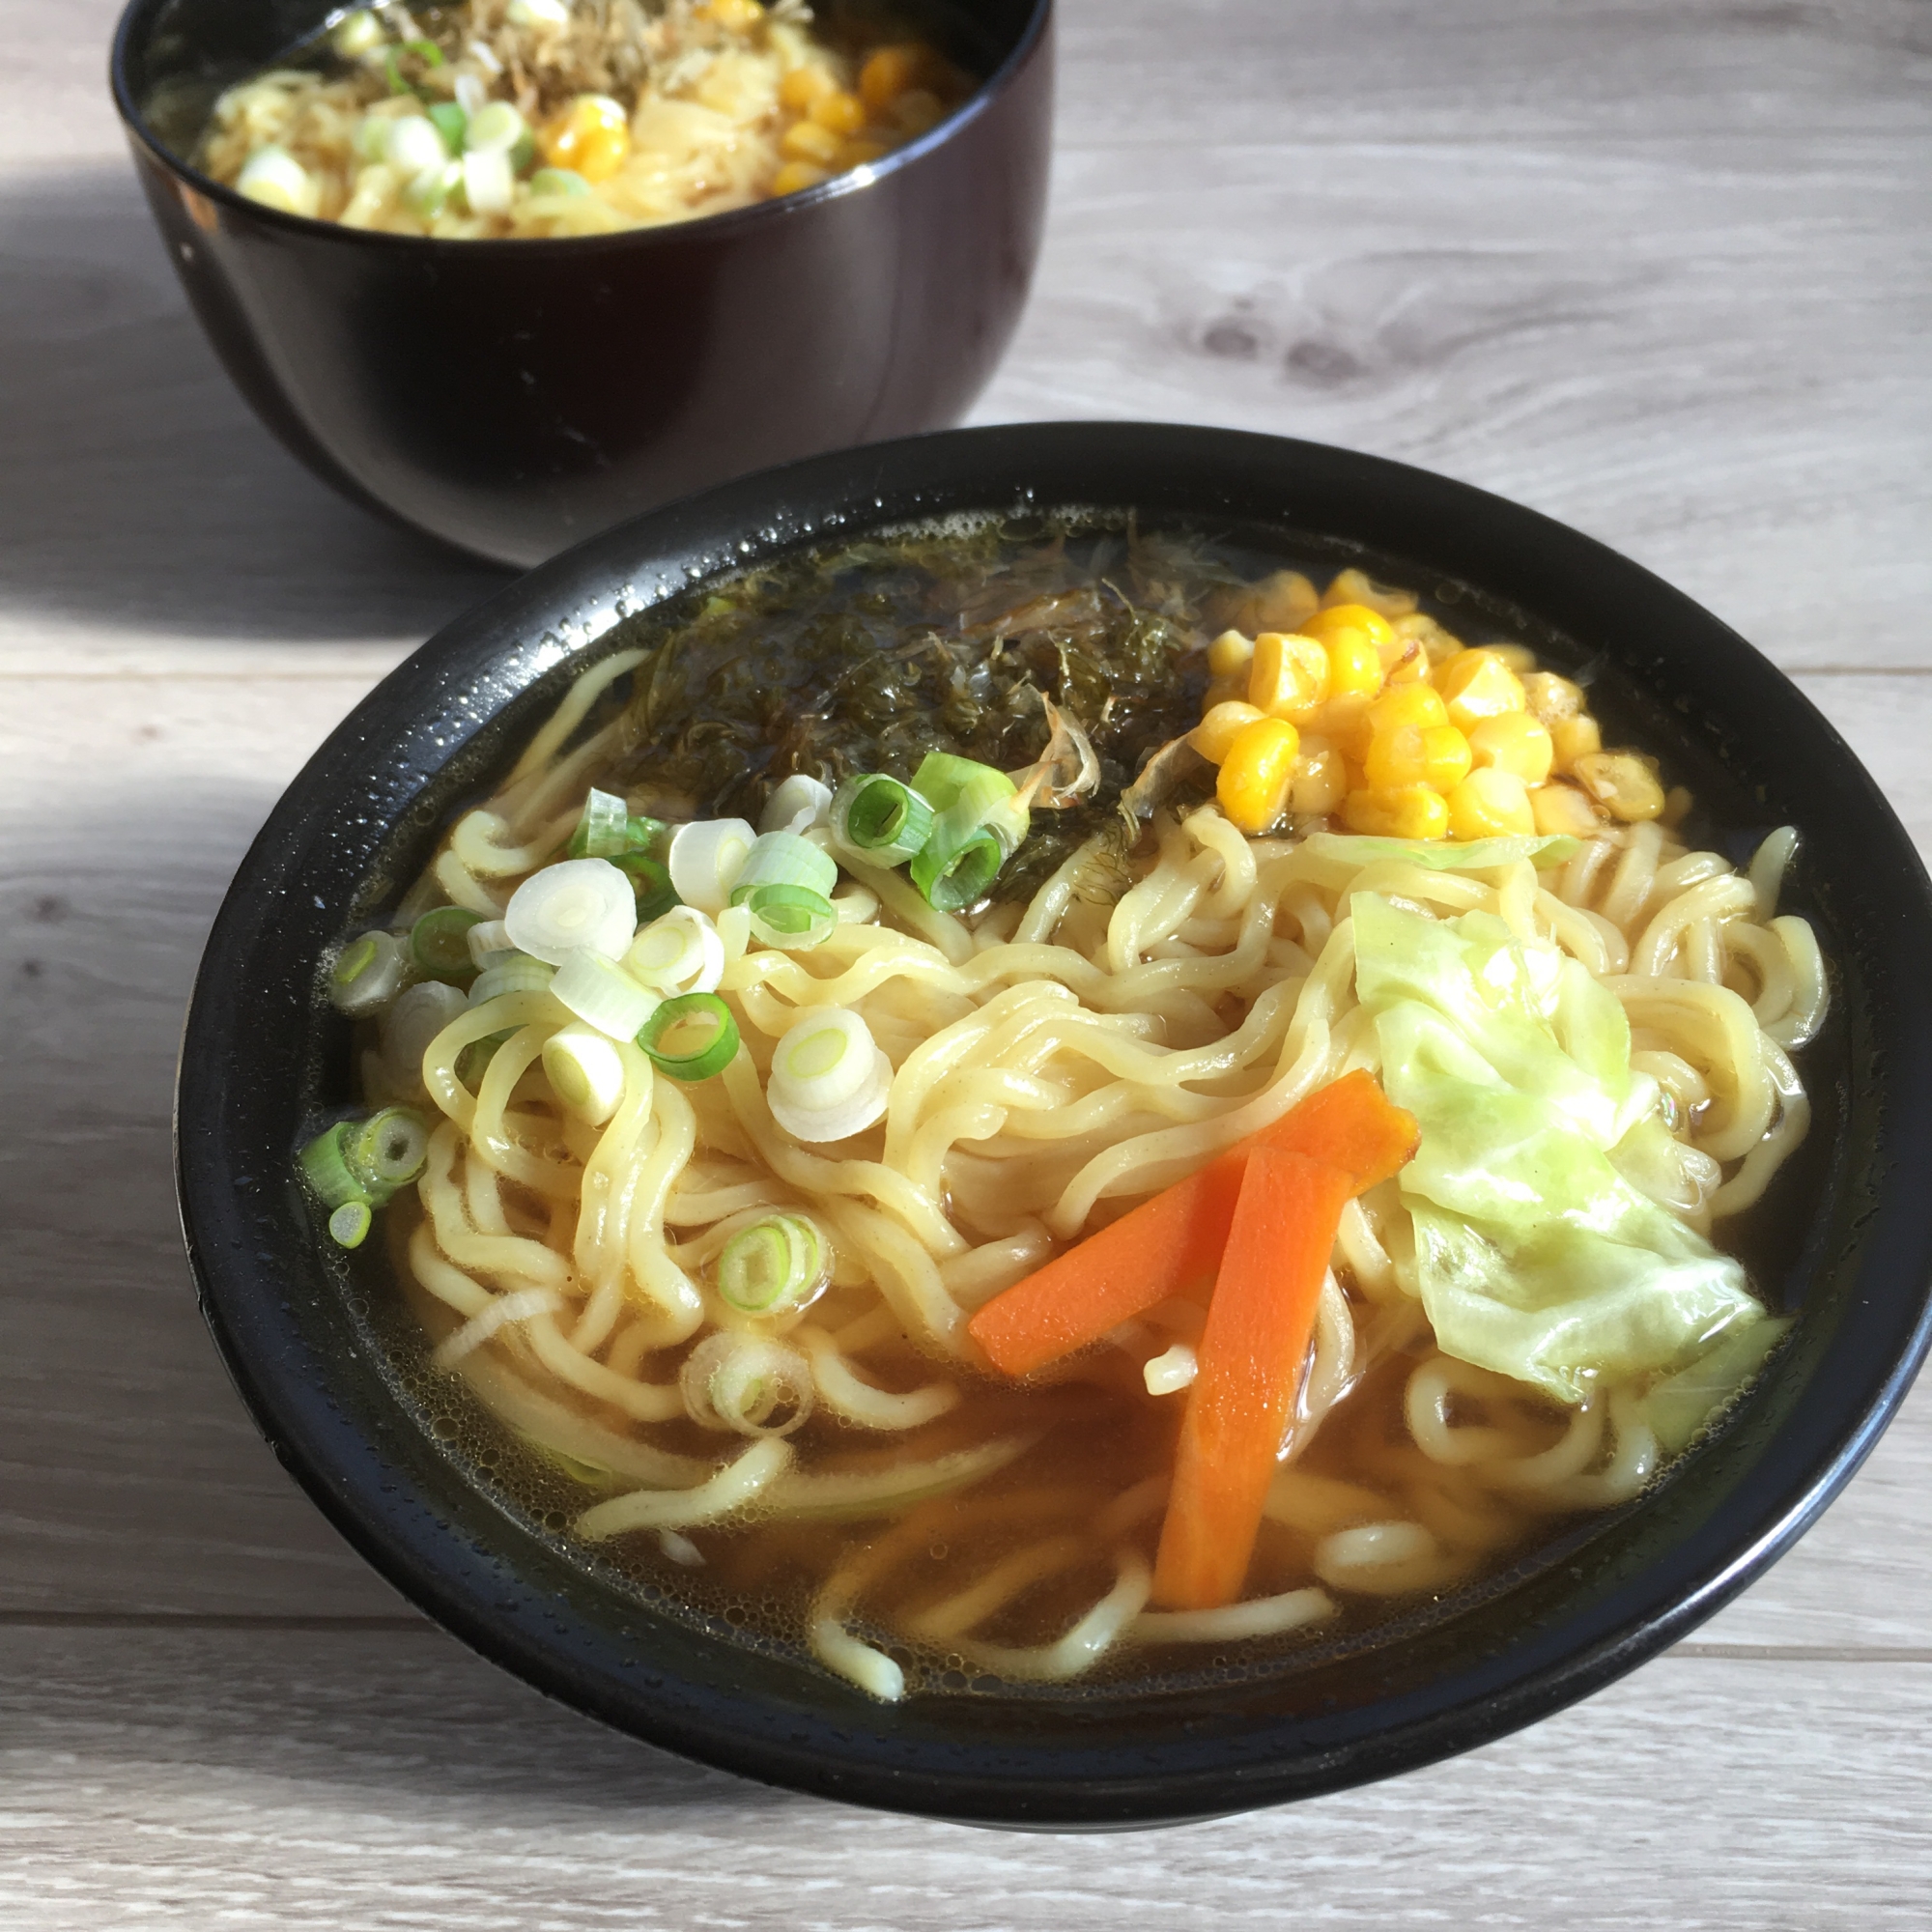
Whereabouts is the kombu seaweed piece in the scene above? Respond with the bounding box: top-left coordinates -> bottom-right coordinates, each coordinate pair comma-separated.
607,516 -> 1225,890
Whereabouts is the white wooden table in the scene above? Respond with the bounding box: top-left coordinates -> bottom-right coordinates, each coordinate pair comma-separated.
5,0 -> 1929,1920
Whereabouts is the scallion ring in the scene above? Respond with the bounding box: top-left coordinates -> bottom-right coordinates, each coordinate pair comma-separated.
910,825 -> 1008,912
566,787 -> 630,860
760,773 -> 834,838
744,883 -> 836,951
328,929 -> 404,1016
728,830 -> 838,905
504,857 -> 636,964
831,773 -> 934,864
909,751 -> 1007,811
613,852 -> 679,923
550,948 -> 660,1041
328,1201 -> 374,1249
667,818 -> 755,916
298,1121 -> 368,1211
345,1106 -> 430,1200
679,1332 -> 815,1438
410,905 -> 481,982
716,1212 -> 831,1316
623,906 -> 724,996
469,952 -> 554,1005
638,992 -> 739,1082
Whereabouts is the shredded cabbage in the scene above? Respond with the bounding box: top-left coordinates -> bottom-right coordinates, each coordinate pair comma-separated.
1306,833 -> 1579,873
1352,892 -> 1776,1408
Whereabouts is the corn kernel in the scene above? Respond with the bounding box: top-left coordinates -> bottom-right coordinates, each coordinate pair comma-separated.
769,158 -> 831,196
1447,768 -> 1536,840
1190,699 -> 1266,765
893,87 -> 946,134
1520,671 -> 1583,726
859,43 -> 925,115
1323,629 -> 1383,701
811,88 -> 867,135
1368,683 -> 1450,735
1549,714 -> 1602,772
1248,632 -> 1329,722
781,117 -> 843,164
1208,628 -> 1256,679
541,94 -> 631,182
1488,643 -> 1539,674
1393,611 -> 1463,666
1363,722 -> 1471,793
1289,739 -> 1348,815
1309,693 -> 1376,762
1344,784 -> 1449,840
1467,711 -> 1554,784
1435,649 -> 1526,732
1233,569 -> 1319,636
1216,718 -> 1301,832
780,65 -> 837,112
1321,568 -> 1417,618
1573,751 -> 1666,823
838,136 -> 891,168
1529,781 -> 1605,838
703,0 -> 764,26
1301,603 -> 1396,651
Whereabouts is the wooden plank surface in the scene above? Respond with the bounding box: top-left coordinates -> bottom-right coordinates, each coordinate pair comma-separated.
4,0 -> 1930,1919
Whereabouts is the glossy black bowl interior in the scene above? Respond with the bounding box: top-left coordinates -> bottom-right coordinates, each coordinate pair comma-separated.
111,0 -> 1053,567
176,422 -> 1932,1828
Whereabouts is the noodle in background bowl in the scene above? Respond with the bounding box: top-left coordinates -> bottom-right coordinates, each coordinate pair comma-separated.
176,422 -> 1932,1828
109,0 -> 1052,568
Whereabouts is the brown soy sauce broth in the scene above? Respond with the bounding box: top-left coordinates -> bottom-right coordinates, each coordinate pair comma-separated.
349,507 -> 1817,1698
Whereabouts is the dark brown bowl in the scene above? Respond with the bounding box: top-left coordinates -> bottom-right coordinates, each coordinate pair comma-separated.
176,422 -> 1932,1830
109,0 -> 1052,567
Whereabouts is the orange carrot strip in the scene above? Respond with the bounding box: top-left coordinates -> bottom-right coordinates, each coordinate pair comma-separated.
1151,1149 -> 1357,1611
967,1070 -> 1415,1378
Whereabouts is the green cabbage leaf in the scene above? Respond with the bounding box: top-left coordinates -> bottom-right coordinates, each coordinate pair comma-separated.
1305,832 -> 1578,873
1352,891 -> 1774,1407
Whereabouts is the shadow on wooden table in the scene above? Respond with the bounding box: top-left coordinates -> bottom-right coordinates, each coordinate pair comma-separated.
0,164 -> 510,644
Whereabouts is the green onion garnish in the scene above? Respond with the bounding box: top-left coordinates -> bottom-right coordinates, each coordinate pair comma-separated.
299,1121 -> 368,1211
832,773 -> 934,863
717,1212 -> 830,1315
910,751 -> 1004,812
728,831 -> 838,904
528,165 -> 590,197
567,787 -> 631,859
638,992 -> 739,1082
426,100 -> 467,155
745,883 -> 836,951
404,36 -> 444,66
614,852 -> 679,922
344,1106 -> 430,1200
411,905 -> 482,982
911,827 -> 1008,911
328,1201 -> 374,1249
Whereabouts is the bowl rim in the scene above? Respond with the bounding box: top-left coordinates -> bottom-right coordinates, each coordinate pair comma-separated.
175,420 -> 1932,1828
109,0 -> 1053,253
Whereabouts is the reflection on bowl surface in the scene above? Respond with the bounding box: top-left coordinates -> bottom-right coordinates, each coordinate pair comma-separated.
111,0 -> 1053,567
176,423 -> 1932,1828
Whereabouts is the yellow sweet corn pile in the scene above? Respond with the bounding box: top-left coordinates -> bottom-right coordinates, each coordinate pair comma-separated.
1191,570 -> 1665,839
771,43 -> 949,195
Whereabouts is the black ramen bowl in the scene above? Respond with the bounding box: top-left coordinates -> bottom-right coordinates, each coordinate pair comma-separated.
176,422 -> 1932,1829
110,0 -> 1052,568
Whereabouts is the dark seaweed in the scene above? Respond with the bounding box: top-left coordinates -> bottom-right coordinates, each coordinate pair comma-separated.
610,517 -> 1226,898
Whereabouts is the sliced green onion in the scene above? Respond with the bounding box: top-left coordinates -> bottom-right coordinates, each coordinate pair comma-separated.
745,883 -> 836,951
330,10 -> 384,59
761,773 -> 834,837
457,1029 -> 514,1086
717,1213 -> 831,1316
567,788 -> 664,862
236,145 -> 313,214
465,99 -> 527,154
402,158 -> 461,217
345,1106 -> 430,1199
507,0 -> 571,24
410,905 -> 481,981
299,1121 -> 368,1211
613,853 -> 679,923
832,773 -> 933,864
469,952 -> 554,1005
509,130 -> 538,175
382,980 -> 468,1090
911,826 -> 1007,912
328,929 -> 404,1016
667,818 -> 755,915
766,1008 -> 893,1142
551,948 -> 660,1040
910,751 -> 1006,812
528,165 -> 590,197
353,113 -> 390,162
426,100 -> 467,155
462,146 -> 514,214
328,1200 -> 374,1249
505,857 -> 636,964
466,917 -> 514,970
542,1021 -> 628,1124
624,906 -> 724,995
403,36 -> 444,65
728,831 -> 838,905
639,992 -> 739,1082
384,115 -> 446,176
680,1332 -> 815,1437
